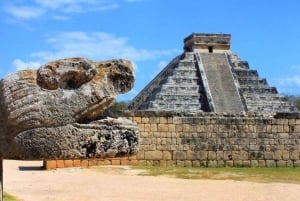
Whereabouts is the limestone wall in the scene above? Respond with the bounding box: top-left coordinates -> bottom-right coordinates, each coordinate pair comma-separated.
44,111 -> 300,169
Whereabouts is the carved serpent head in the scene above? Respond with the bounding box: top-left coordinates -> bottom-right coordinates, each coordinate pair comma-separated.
0,58 -> 135,159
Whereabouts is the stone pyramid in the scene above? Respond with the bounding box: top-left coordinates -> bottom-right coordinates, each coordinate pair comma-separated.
128,33 -> 297,113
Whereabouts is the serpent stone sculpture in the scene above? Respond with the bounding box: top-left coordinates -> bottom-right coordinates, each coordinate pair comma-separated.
0,58 -> 139,160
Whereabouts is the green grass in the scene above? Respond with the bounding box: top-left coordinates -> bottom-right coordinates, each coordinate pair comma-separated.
133,166 -> 300,184
3,192 -> 20,201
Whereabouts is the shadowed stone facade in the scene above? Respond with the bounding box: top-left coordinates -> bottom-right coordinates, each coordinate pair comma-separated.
128,33 -> 297,113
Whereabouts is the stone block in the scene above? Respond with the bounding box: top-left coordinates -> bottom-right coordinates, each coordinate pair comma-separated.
199,160 -> 207,167
233,160 -> 243,167
175,124 -> 183,132
81,159 -> 88,167
64,160 -> 73,168
57,160 -> 65,168
158,124 -> 169,132
167,117 -> 173,124
111,160 -> 120,165
287,160 -> 294,167
166,160 -> 176,166
159,160 -> 167,167
173,151 -> 186,160
293,160 -> 300,167
274,150 -> 282,160
250,160 -> 258,167
168,124 -> 176,132
223,151 -> 232,160
232,151 -> 241,160
44,160 -> 56,170
192,160 -> 200,167
242,160 -> 251,167
150,124 -> 157,131
197,151 -> 208,160
290,150 -> 299,160
141,117 -> 150,123
121,160 -> 130,165
207,160 -> 218,167
73,159 -> 81,167
149,117 -> 159,124
182,124 -> 190,132
264,151 -> 274,160
170,145 -> 178,150
216,151 -> 224,160
276,160 -> 287,167
133,117 -> 142,124
186,151 -> 197,160
159,117 -> 168,124
173,117 -> 182,124
185,160 -> 193,167
129,160 -> 140,166
282,151 -> 290,160
217,160 -> 225,167
176,160 -> 185,167
88,159 -> 97,166
163,151 -> 172,160
137,151 -> 145,160
145,151 -> 163,160
266,160 -> 276,167
138,124 -> 145,132
146,160 -> 153,166
258,160 -> 266,167
128,154 -> 137,160
144,124 -> 151,132
208,151 -> 217,160
97,160 -> 111,165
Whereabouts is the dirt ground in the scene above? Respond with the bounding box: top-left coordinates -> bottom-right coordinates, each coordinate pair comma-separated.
3,160 -> 300,201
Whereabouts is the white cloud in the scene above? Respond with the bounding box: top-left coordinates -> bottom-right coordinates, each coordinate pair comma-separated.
52,15 -> 70,21
12,31 -> 179,74
125,0 -> 143,2
277,76 -> 300,87
28,32 -> 179,62
274,64 -> 300,95
13,59 -> 42,70
4,5 -> 45,20
3,0 -> 135,21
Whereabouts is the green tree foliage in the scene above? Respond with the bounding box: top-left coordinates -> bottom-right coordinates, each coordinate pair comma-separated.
287,95 -> 300,111
108,101 -> 128,112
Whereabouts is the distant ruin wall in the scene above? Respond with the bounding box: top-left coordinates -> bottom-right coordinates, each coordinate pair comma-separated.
45,111 -> 300,169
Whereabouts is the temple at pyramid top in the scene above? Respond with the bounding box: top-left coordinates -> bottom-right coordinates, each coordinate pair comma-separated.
183,33 -> 231,53
128,33 -> 298,113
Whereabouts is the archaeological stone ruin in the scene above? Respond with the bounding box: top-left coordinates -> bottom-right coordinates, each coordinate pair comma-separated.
128,33 -> 297,113
0,33 -> 300,171
0,58 -> 139,160
41,33 -> 300,169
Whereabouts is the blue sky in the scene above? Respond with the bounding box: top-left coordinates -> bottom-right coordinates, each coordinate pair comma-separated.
1,0 -> 300,101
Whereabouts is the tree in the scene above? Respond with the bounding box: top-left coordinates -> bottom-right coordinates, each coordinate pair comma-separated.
287,95 -> 300,111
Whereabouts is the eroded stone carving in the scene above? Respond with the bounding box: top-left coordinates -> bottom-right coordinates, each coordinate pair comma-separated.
0,58 -> 139,160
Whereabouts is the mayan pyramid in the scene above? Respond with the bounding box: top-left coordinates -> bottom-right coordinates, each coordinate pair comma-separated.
128,33 -> 297,113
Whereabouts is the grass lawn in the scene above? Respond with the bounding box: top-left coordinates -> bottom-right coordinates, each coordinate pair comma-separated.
4,192 -> 20,201
133,166 -> 300,184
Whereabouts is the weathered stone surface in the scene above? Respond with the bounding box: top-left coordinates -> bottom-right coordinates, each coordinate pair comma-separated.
0,58 -> 138,159
15,117 -> 139,159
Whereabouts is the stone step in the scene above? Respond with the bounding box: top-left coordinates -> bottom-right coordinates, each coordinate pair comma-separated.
240,86 -> 278,94
238,78 -> 268,86
147,102 -> 202,110
234,69 -> 259,77
199,53 -> 244,112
